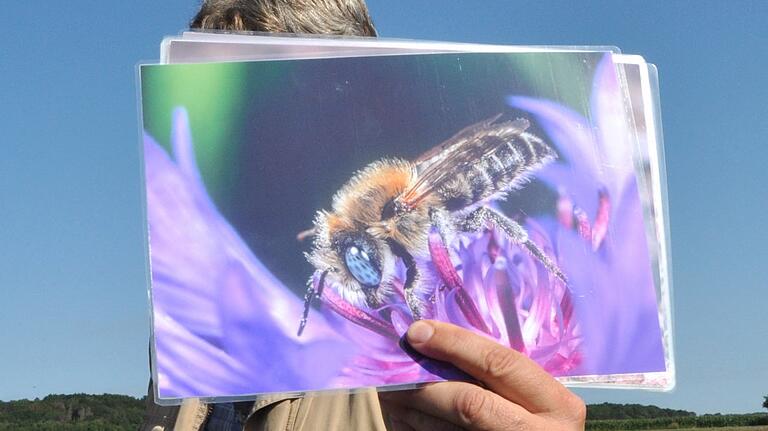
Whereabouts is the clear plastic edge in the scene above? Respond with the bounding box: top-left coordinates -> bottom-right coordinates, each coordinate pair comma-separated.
178,29 -> 621,53
604,54 -> 675,392
135,61 -> 164,405
643,60 -> 676,392
158,30 -> 619,64
159,37 -> 173,64
152,380 -> 452,407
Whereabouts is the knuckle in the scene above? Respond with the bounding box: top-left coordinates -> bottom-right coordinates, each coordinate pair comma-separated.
569,395 -> 587,425
558,392 -> 586,426
455,389 -> 490,425
481,345 -> 520,380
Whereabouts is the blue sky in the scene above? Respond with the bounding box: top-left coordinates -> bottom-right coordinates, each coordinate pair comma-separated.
0,0 -> 766,415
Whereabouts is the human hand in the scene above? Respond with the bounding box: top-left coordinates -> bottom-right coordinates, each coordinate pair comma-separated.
379,320 -> 586,430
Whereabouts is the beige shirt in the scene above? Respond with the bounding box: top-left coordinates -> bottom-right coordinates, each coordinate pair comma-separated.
141,384 -> 392,431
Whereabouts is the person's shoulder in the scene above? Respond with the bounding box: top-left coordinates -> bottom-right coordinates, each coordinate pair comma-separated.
244,390 -> 388,431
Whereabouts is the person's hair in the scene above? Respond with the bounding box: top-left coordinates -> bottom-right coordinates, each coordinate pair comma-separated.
190,0 -> 377,36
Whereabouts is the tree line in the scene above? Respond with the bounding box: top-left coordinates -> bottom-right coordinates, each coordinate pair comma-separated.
0,394 -> 766,430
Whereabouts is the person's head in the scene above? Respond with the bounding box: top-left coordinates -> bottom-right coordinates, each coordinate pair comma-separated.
190,0 -> 377,36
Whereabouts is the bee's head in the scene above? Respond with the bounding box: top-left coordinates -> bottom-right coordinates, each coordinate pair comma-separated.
307,211 -> 395,309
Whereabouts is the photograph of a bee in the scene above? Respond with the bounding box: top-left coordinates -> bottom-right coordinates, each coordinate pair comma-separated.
298,115 -> 567,336
140,50 -> 669,401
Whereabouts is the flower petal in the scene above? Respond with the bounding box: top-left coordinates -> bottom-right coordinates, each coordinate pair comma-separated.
507,95 -> 601,217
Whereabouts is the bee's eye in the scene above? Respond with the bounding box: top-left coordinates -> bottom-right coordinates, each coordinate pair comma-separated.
344,245 -> 381,288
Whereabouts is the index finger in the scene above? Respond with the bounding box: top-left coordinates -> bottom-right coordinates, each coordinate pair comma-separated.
405,320 -> 579,416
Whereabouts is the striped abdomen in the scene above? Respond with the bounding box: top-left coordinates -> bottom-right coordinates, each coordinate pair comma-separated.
433,130 -> 555,212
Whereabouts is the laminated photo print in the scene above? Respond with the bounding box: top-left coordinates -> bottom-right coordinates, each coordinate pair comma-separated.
139,50 -> 670,403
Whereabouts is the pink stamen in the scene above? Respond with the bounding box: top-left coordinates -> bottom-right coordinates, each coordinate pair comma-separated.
317,281 -> 399,340
428,231 -> 492,335
428,232 -> 462,290
559,285 -> 574,328
573,206 -> 592,241
487,233 -> 500,263
592,188 -> 611,251
492,266 -> 525,352
557,191 -> 574,229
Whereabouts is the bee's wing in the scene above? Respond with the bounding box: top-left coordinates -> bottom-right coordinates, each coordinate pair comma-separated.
414,113 -> 507,164
402,116 -> 538,208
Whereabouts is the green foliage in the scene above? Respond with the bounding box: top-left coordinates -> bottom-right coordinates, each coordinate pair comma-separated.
0,394 -> 145,431
585,403 -> 768,430
587,402 -> 696,420
763,395 -> 768,411
586,413 -> 768,430
2,395 -> 767,430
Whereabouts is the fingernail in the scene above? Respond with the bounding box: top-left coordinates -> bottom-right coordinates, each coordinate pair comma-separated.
407,320 -> 434,344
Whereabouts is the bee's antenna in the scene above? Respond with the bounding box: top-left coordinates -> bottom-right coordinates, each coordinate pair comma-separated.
296,227 -> 316,242
297,269 -> 329,337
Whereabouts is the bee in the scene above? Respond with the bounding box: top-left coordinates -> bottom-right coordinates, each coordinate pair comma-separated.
297,115 -> 567,336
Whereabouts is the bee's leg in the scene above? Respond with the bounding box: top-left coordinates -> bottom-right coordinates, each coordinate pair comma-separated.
428,209 -> 461,290
386,239 -> 423,320
428,208 -> 454,246
297,269 -> 329,337
428,209 -> 493,334
459,207 -> 568,284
